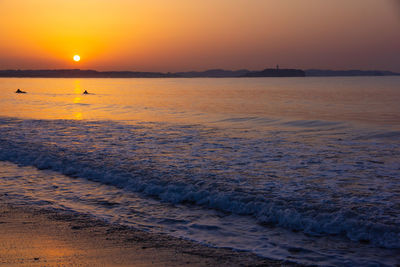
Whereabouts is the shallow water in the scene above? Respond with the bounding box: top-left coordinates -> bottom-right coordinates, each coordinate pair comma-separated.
0,77 -> 399,265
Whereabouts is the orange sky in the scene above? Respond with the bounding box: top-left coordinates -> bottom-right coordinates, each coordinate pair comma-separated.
0,0 -> 399,71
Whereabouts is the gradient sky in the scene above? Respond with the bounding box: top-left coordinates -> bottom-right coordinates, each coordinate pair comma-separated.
0,0 -> 399,71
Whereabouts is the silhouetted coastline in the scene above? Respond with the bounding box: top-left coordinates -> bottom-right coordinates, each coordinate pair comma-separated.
0,68 -> 398,78
305,69 -> 400,77
242,68 -> 305,77
0,68 -> 304,78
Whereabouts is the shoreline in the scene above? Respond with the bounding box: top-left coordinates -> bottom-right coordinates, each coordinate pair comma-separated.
0,202 -> 296,266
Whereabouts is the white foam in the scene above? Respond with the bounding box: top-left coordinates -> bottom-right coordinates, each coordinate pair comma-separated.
0,117 -> 399,251
1,161 -> 399,266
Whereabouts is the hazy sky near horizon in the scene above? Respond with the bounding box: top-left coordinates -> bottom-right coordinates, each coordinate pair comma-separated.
0,0 -> 399,72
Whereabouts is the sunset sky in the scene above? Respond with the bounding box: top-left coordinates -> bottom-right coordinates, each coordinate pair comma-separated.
0,0 -> 399,72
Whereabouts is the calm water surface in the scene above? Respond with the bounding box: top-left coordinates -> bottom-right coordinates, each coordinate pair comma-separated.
0,77 -> 399,266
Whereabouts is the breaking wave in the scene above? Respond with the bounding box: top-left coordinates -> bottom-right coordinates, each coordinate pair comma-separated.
0,117 -> 399,249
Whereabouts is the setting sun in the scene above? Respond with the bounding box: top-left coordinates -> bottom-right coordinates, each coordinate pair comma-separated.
0,1 -> 399,265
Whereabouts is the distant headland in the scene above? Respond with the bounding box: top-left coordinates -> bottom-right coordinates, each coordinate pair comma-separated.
0,68 -> 305,78
0,68 -> 398,78
305,69 -> 400,77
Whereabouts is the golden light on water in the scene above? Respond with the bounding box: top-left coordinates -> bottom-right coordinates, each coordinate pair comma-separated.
73,55 -> 80,62
74,112 -> 83,120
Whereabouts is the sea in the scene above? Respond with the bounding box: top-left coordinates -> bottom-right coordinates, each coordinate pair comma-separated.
0,77 -> 399,266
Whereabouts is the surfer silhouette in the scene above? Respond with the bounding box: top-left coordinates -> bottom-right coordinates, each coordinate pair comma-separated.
15,89 -> 26,94
83,90 -> 89,94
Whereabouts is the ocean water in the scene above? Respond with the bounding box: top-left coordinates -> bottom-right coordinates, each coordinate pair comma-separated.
0,77 -> 399,266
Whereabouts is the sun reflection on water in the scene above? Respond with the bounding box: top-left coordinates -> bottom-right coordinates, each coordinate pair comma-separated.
74,112 -> 83,120
73,80 -> 83,119
73,80 -> 81,94
73,97 -> 81,104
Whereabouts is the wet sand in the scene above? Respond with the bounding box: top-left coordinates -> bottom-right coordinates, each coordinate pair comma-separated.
0,203 -> 295,266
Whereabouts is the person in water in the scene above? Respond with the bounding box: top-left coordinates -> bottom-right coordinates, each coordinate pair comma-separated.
83,90 -> 89,94
15,89 -> 26,93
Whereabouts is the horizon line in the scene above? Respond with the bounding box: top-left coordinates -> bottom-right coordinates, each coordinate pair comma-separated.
0,67 -> 399,73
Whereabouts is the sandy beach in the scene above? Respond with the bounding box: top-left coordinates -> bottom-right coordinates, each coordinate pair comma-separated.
0,202 -> 292,266
1,0 -> 399,265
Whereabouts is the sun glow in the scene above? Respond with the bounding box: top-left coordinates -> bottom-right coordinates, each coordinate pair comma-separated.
73,55 -> 80,62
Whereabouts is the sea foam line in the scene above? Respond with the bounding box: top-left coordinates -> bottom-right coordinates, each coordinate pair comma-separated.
0,117 -> 399,248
